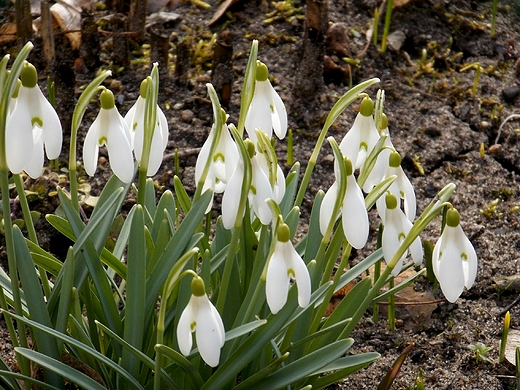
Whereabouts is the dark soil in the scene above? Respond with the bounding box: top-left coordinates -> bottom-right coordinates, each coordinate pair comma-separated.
2,0 -> 520,388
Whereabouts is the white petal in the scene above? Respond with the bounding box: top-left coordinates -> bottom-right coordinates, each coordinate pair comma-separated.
221,163 -> 244,229
157,106 -> 169,149
146,121 -> 166,176
437,236 -> 465,303
455,225 -> 478,289
396,168 -> 417,221
177,296 -> 196,356
342,175 -> 369,249
251,158 -> 274,225
382,208 -> 407,276
83,115 -> 102,177
245,82 -> 273,143
266,244 -> 291,314
196,296 -> 225,367
339,122 -> 361,168
106,111 -> 135,183
6,94 -> 33,174
25,126 -> 45,178
288,243 -> 311,308
195,129 -> 214,184
267,80 -> 287,139
320,181 -> 338,235
432,232 -> 447,279
34,97 -> 62,161
273,164 -> 286,203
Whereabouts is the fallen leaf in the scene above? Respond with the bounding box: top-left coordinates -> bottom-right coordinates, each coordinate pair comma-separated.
208,0 -> 242,26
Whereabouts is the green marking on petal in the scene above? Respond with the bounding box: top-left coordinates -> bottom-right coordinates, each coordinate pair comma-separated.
31,117 -> 43,127
461,252 -> 468,261
190,321 -> 197,331
398,232 -> 406,241
213,152 -> 225,163
250,185 -> 257,195
287,268 -> 296,279
98,136 -> 108,145
133,122 -> 138,131
270,103 -> 275,113
359,142 -> 368,151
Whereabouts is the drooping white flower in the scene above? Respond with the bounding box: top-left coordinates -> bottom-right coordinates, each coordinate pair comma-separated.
432,208 -> 477,303
361,113 -> 394,193
195,121 -> 239,196
221,155 -> 245,229
83,88 -> 134,183
320,158 -> 369,249
266,223 -> 311,314
245,61 -> 287,145
382,193 -> 423,276
376,151 -> 417,222
124,78 -> 168,176
255,152 -> 286,204
339,96 -> 379,170
6,62 -> 62,178
177,276 -> 225,367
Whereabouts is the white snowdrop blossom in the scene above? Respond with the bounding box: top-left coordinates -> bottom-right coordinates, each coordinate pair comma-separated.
6,62 -> 62,178
266,223 -> 311,314
432,208 -> 477,303
320,158 -> 369,249
83,88 -> 134,183
255,152 -> 286,204
221,141 -> 275,229
245,61 -> 287,145
376,151 -> 416,222
8,79 -> 21,117
382,193 -> 423,276
195,121 -> 239,198
361,113 -> 394,193
124,78 -> 168,176
339,96 -> 379,170
177,276 -> 225,367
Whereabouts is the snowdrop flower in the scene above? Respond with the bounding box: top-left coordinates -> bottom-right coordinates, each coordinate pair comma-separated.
255,152 -> 286,204
361,113 -> 394,193
432,208 -> 477,303
177,276 -> 225,367
83,88 -> 134,183
376,151 -> 416,222
6,62 -> 62,178
320,157 -> 369,249
221,140 -> 274,229
382,193 -> 423,276
266,223 -> 311,314
124,78 -> 168,176
8,79 -> 21,116
245,61 -> 287,145
339,96 -> 379,170
195,120 -> 239,196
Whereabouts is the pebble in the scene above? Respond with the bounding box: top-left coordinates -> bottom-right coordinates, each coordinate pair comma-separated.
502,86 -> 520,103
387,30 -> 406,52
181,110 -> 194,123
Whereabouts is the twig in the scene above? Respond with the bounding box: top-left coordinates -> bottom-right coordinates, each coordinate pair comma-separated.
494,114 -> 520,145
377,299 -> 445,306
497,293 -> 520,318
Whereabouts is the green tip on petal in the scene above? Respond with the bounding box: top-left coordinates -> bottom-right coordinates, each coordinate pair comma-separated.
389,151 -> 401,168
446,208 -> 460,228
245,139 -> 256,158
385,193 -> 398,210
344,157 -> 353,176
359,96 -> 374,116
140,78 -> 149,98
20,62 -> 38,88
381,113 -> 388,129
277,223 -> 291,243
256,61 -> 268,82
191,276 -> 206,297
100,88 -> 115,110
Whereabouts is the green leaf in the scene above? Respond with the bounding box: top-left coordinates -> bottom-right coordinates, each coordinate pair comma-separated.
25,240 -> 62,276
335,248 -> 383,294
0,354 -> 23,389
279,163 -> 300,218
151,190 -> 176,240
122,205 -> 147,379
247,339 -> 354,390
3,311 -> 144,389
232,353 -> 289,390
0,370 -> 57,390
15,348 -> 106,390
155,344 -> 204,388
55,248 -> 75,336
173,175 -> 192,214
309,352 -> 380,389
13,227 -> 62,387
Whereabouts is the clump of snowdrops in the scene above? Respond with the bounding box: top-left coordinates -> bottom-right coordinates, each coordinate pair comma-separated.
0,40 -> 477,389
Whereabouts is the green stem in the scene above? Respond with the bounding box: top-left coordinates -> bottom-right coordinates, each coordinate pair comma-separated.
14,174 -> 51,298
388,277 -> 395,331
216,225 -> 242,313
381,0 -> 393,53
137,167 -> 147,207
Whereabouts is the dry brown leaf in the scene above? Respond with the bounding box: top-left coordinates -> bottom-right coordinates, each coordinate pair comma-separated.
208,0 -> 242,26
0,23 -> 17,46
50,0 -> 82,49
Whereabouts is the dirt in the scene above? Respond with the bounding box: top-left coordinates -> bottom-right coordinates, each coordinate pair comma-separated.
2,0 -> 520,388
